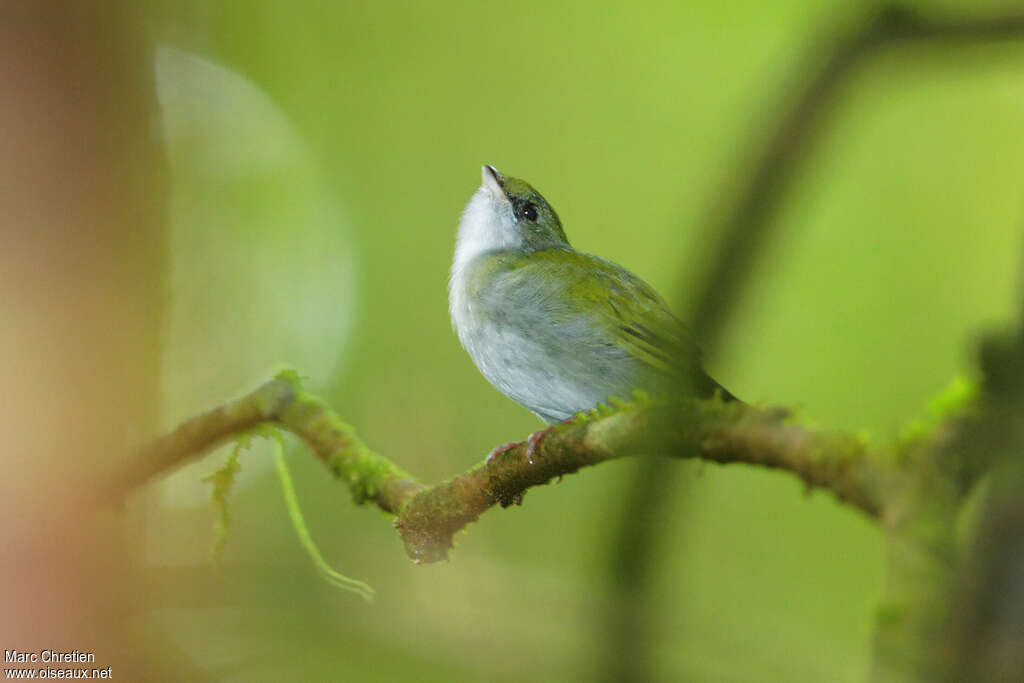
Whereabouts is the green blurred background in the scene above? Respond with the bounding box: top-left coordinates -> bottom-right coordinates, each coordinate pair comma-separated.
138,1 -> 1024,680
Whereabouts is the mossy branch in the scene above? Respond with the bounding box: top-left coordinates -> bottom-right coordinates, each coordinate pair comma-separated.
110,370 -> 989,682
111,370 -> 980,565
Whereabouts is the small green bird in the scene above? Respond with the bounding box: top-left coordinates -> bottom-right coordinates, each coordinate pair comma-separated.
450,165 -> 734,460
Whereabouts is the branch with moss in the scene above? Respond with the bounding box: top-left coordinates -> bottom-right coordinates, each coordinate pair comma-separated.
110,370 -> 981,566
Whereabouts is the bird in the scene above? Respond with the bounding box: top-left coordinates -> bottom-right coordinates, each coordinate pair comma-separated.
449,165 -> 735,464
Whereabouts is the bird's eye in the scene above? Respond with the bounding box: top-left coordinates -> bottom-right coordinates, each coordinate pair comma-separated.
522,203 -> 538,222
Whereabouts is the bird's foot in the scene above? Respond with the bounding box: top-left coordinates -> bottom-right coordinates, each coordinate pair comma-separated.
485,440 -> 524,467
486,420 -> 567,506
524,425 -> 556,466
487,441 -> 527,507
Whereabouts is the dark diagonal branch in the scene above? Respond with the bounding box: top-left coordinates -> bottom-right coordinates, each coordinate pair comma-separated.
687,4 -> 1024,350
111,371 -> 920,563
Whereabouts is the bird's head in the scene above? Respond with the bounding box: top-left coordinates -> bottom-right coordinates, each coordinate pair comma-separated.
454,165 -> 568,269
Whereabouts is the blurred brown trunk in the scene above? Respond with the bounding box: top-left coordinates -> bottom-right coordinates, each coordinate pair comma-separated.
0,3 -> 165,676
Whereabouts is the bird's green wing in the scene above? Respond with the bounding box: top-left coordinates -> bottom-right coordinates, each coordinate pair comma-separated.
498,249 -> 701,376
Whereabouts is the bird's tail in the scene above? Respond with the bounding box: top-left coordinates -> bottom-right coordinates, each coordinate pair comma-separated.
692,368 -> 742,404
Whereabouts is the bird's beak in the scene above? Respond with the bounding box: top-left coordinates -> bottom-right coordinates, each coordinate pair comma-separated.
481,164 -> 506,200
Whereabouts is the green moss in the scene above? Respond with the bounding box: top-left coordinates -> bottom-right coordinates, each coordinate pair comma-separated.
273,367 -> 305,387
202,436 -> 248,565
271,432 -> 375,601
898,376 -> 979,449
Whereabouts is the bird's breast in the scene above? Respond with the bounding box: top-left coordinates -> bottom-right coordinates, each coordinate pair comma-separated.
449,267 -> 650,422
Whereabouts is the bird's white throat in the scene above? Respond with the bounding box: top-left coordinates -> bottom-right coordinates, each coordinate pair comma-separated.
449,185 -> 521,319
452,186 -> 520,272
